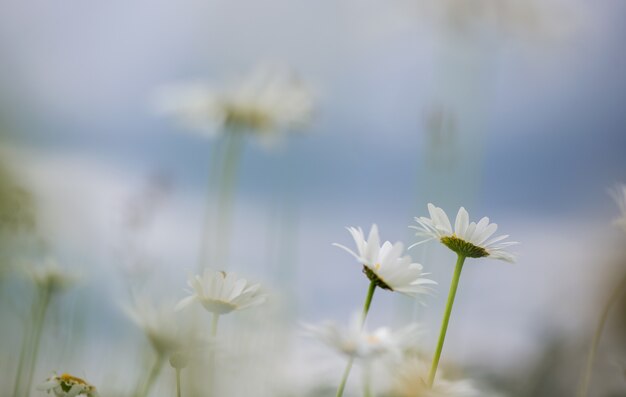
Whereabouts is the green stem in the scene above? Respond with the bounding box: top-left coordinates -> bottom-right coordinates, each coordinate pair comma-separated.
214,131 -> 244,267
23,288 -> 51,397
176,368 -> 182,397
12,313 -> 33,397
197,140 -> 225,272
211,313 -> 220,338
427,254 -> 465,388
336,281 -> 377,397
137,354 -> 164,397
363,363 -> 372,397
361,281 -> 376,328
578,272 -> 626,397
336,357 -> 354,397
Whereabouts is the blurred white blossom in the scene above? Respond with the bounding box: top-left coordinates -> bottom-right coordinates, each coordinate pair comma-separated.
390,358 -> 491,397
155,64 -> 313,147
124,296 -> 183,357
175,269 -> 267,315
304,314 -> 422,361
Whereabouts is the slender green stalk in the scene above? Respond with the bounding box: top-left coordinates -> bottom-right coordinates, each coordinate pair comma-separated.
176,368 -> 182,397
336,357 -> 354,397
427,255 -> 466,387
137,354 -> 165,397
23,288 -> 51,397
214,131 -> 244,266
363,363 -> 372,397
197,140 -> 225,272
12,314 -> 33,397
578,272 -> 626,397
336,281 -> 377,397
211,313 -> 220,338
361,281 -> 376,327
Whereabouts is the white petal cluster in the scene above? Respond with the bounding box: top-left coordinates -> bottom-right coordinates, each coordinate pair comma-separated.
391,359 -> 489,397
304,315 -> 422,360
124,297 -> 182,356
155,64 -> 313,145
175,269 -> 267,315
37,373 -> 99,397
610,184 -> 626,232
333,225 -> 436,297
27,259 -> 76,296
411,204 -> 517,262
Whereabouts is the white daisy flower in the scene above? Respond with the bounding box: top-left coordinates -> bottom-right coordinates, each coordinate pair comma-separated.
304,315 -> 422,361
124,297 -> 182,357
411,204 -> 517,262
175,269 -> 267,315
155,63 -> 313,146
26,259 -> 77,296
391,359 -> 490,397
37,373 -> 99,397
609,184 -> 626,232
333,225 -> 436,297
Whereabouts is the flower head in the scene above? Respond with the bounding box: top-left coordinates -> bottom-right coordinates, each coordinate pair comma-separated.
155,64 -> 313,146
411,204 -> 517,262
175,269 -> 267,315
390,358 -> 486,397
333,225 -> 436,297
304,315 -> 422,360
124,296 -> 182,356
609,184 -> 626,232
26,259 -> 77,296
37,373 -> 98,397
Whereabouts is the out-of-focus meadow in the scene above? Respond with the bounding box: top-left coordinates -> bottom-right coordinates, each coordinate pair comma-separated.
1,0 -> 626,396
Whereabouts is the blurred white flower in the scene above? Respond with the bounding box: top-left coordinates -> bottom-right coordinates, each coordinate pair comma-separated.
609,184 -> 626,232
333,224 -> 436,297
175,269 -> 266,315
37,373 -> 99,397
411,204 -> 517,262
304,315 -> 422,361
390,358 -> 488,397
26,259 -> 77,296
124,296 -> 182,356
155,64 -> 313,146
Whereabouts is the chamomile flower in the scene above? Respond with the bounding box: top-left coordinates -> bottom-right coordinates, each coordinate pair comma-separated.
304,315 -> 422,361
411,204 -> 517,262
37,373 -> 99,397
609,184 -> 626,232
155,64 -> 313,146
333,225 -> 436,297
175,269 -> 267,315
26,259 -> 77,296
124,297 -> 182,356
391,359 -> 487,397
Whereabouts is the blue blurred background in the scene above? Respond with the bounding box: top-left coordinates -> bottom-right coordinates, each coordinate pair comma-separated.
1,0 -> 626,395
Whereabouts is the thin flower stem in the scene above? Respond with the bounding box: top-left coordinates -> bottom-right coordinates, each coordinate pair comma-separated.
336,280 -> 377,397
176,368 -> 182,397
361,281 -> 376,328
578,272 -> 626,397
137,354 -> 165,397
23,288 -> 51,397
211,313 -> 220,337
12,315 -> 33,397
197,140 -> 225,272
363,363 -> 372,397
214,131 -> 244,266
427,254 -> 466,388
335,357 -> 354,397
